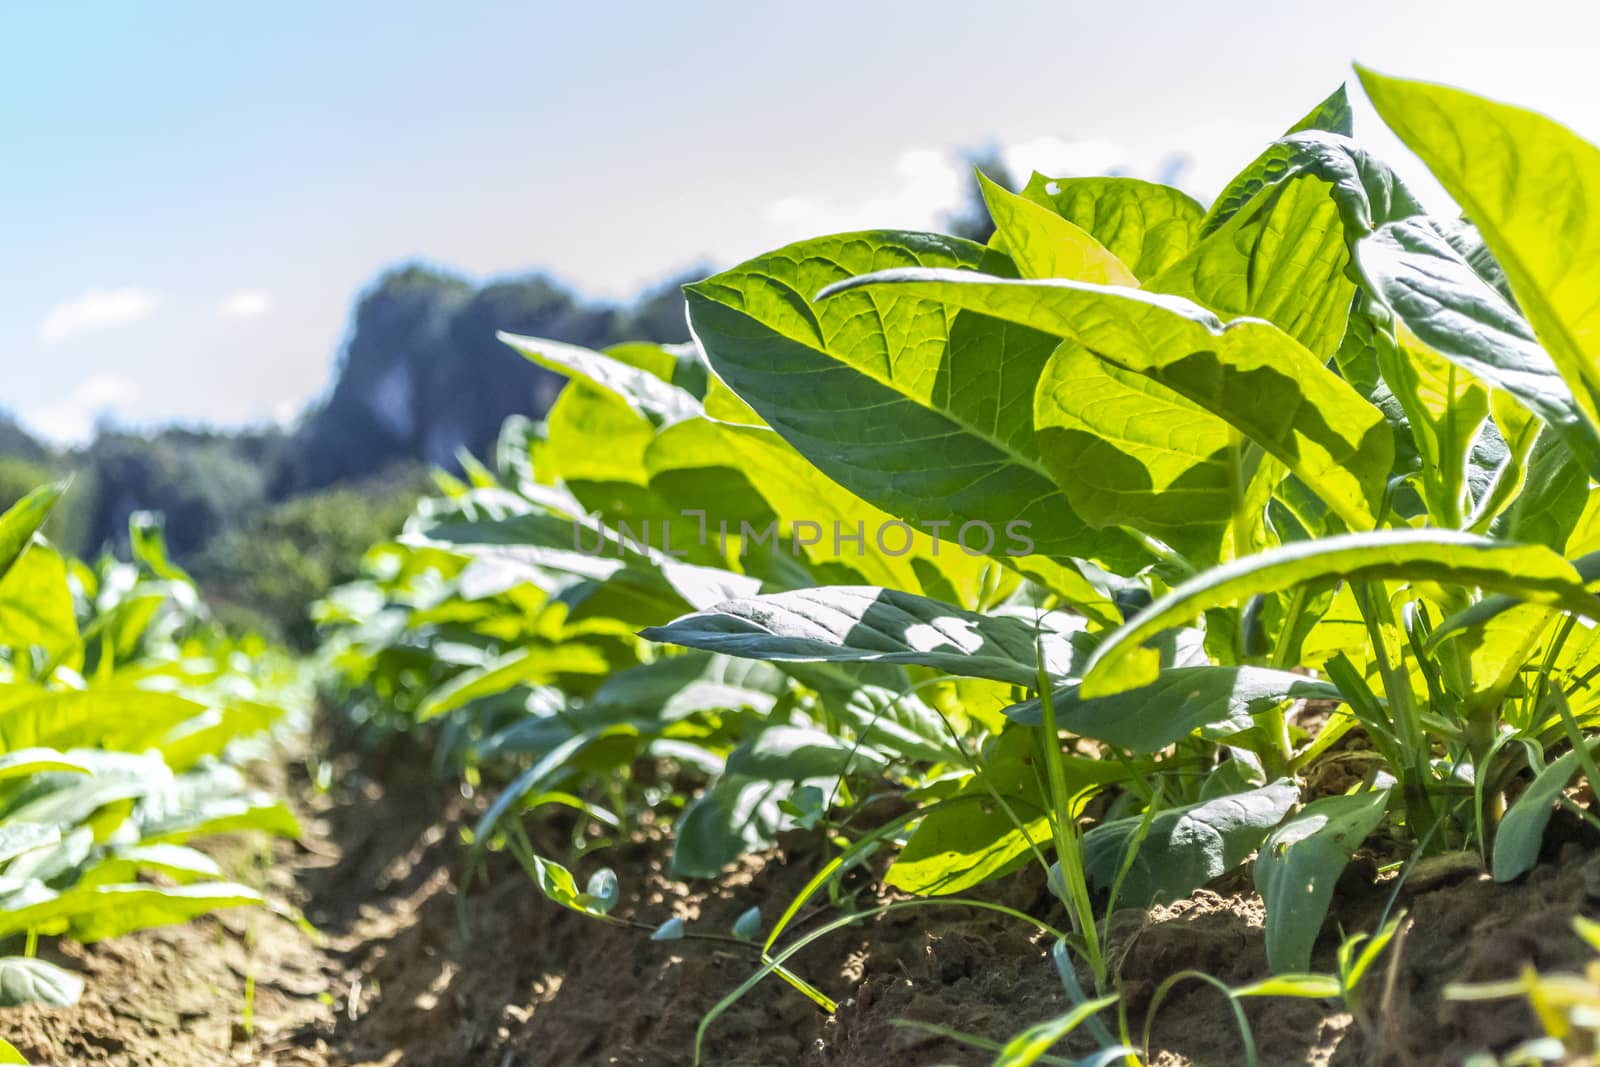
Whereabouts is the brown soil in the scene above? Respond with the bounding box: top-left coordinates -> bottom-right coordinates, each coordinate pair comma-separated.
10,740 -> 1600,1067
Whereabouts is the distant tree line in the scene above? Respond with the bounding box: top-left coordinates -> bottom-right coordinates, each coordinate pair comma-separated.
0,264 -> 699,643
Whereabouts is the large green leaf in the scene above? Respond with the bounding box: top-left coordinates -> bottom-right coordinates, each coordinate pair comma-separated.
1033,341 -> 1239,566
1202,85 -> 1353,236
642,586 -> 1090,687
1493,740 -> 1600,881
821,270 -> 1391,529
886,727 -> 1126,896
684,231 -> 1145,575
1021,175 -> 1203,280
418,643 -> 611,721
671,774 -> 794,879
978,173 -> 1137,286
499,332 -> 701,426
707,423 -> 993,607
0,687 -> 206,753
724,724 -> 888,781
1084,779 -> 1299,907
0,823 -> 60,865
1082,530 -> 1599,695
1255,788 -> 1390,971
1490,427 -> 1590,551
0,483 -> 63,584
0,748 -> 93,781
0,546 -> 79,668
1377,323 -> 1489,526
1359,67 -> 1600,430
1152,171 -> 1356,359
1357,217 -> 1600,477
0,882 -> 266,942
1005,667 -> 1340,752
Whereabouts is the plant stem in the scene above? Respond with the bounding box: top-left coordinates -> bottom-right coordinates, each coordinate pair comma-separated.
1036,655 -> 1105,990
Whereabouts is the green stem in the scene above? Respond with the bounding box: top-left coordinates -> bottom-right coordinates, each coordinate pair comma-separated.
1036,655 -> 1105,989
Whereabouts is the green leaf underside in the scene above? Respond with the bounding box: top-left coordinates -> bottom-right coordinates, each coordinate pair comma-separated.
1358,218 -> 1600,477
1256,789 -> 1390,971
1359,66 -> 1600,431
1005,666 -> 1341,751
1085,778 -> 1299,907
642,586 -> 1087,688
1083,530 -> 1597,694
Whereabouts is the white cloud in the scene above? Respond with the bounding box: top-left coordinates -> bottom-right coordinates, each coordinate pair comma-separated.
217,288 -> 272,320
756,125 -> 1291,253
37,286 -> 160,344
23,374 -> 142,444
764,148 -> 967,238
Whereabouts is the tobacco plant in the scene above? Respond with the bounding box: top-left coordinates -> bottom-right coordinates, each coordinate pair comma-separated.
0,483 -> 305,1037
318,64 -> 1600,1061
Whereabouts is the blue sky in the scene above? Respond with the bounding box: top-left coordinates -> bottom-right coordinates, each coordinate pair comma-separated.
4,0 -> 1598,443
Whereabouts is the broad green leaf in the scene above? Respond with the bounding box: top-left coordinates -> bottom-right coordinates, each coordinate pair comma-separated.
978,173 -> 1137,286
821,269 -> 1391,529
1203,85 -> 1353,236
543,381 -> 657,486
564,652 -> 788,732
1005,667 -> 1340,752
0,748 -> 93,780
605,340 -> 708,397
80,843 -> 224,887
887,727 -> 1126,895
1491,425 -> 1589,551
1083,530 -> 1599,695
1034,341 -> 1239,566
0,483 -> 63,584
0,823 -> 59,865
888,801 -> 1047,897
1084,779 -> 1298,907
642,418 -> 778,536
725,725 -> 888,780
1021,174 -> 1203,279
0,881 -> 266,943
1256,789 -> 1389,972
157,699 -> 284,770
828,682 -> 962,764
1493,740 -> 1600,881
0,546 -> 80,668
140,797 -> 301,844
684,232 -> 1145,574
0,956 -> 83,1007
671,774 -> 793,879
0,687 -> 208,753
419,643 -> 610,721
499,332 -> 701,426
1357,217 -> 1600,477
642,586 -> 1090,687
1359,67 -> 1600,430
710,423 -> 993,607
1264,131 -> 1425,243
1377,322 -> 1489,526
1153,172 -> 1356,359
